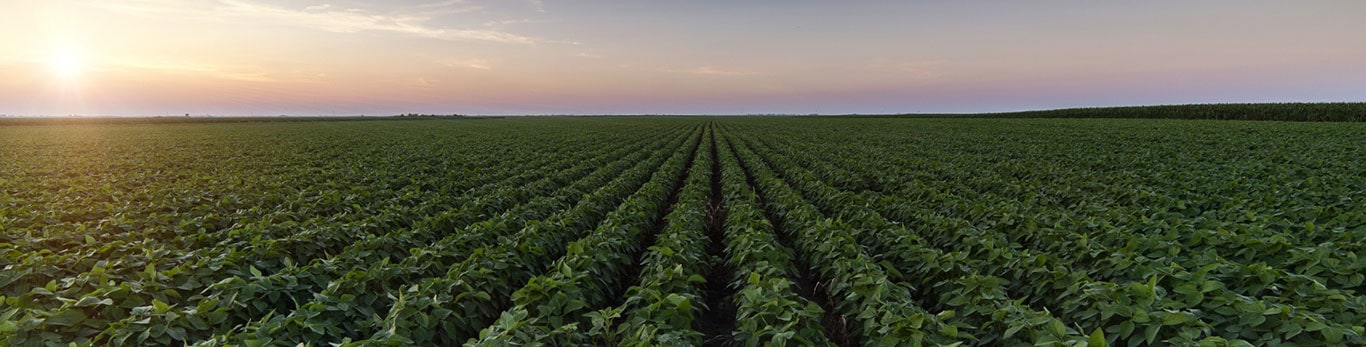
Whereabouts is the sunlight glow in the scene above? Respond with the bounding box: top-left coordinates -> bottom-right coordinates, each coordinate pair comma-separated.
49,48 -> 83,82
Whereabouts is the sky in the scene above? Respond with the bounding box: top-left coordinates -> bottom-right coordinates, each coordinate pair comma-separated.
1,0 -> 1363,116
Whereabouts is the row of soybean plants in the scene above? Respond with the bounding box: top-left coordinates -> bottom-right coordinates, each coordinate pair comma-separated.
862,118 -> 1363,292
462,123 -> 816,347
410,123 -> 830,346
714,130 -> 834,346
466,124 -> 830,346
587,125 -> 834,346
733,128 -> 1145,345
190,122 -> 690,345
1,126 -> 528,344
460,123 -> 813,347
466,123 -> 712,345
727,126 -> 1098,346
248,125 -> 703,346
1,121 -> 690,345
0,122 -> 528,304
195,124 -> 697,346
895,119 -> 1366,294
158,126 -> 685,345
0,125 -> 450,297
0,120 -> 505,260
2,122 -> 499,270
2,123 -> 538,344
766,120 -> 1365,345
734,119 -> 1364,345
738,123 -> 1322,345
720,126 -> 975,346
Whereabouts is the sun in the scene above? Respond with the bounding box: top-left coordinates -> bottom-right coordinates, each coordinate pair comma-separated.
48,49 -> 84,81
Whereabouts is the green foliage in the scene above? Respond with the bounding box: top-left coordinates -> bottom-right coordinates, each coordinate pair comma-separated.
725,117 -> 1366,346
1,117 -> 1361,346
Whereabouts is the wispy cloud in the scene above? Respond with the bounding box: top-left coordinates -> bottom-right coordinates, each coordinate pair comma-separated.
407,0 -> 484,16
890,60 -> 948,78
444,58 -> 493,70
218,0 -> 535,44
92,0 -> 192,16
412,0 -> 466,10
483,18 -> 536,28
676,66 -> 761,76
111,59 -> 322,83
97,1 -> 535,44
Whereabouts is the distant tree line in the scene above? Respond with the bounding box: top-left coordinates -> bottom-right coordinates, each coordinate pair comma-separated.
396,113 -> 466,118
948,103 -> 1364,122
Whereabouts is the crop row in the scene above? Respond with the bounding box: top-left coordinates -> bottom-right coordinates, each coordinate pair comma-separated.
127,125 -> 694,345
5,127 -> 681,345
3,117 -> 1361,346
297,124 -> 705,346
727,119 -> 1365,346
461,124 -> 702,345
2,120 -> 699,345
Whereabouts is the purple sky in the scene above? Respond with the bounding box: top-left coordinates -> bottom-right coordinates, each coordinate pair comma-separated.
2,1 -> 1363,116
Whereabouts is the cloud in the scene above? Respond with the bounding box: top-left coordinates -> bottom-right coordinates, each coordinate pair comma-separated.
677,66 -> 761,76
483,18 -> 535,28
98,1 -> 535,44
110,60 -> 322,83
407,0 -> 484,16
444,58 -> 493,70
218,0 -> 535,44
91,0 -> 193,16
413,0 -> 466,9
891,60 -> 948,77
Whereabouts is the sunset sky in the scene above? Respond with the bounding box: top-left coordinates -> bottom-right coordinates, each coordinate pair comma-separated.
2,1 -> 1363,116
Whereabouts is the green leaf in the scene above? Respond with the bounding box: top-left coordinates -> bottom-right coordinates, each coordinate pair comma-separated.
166,326 -> 187,341
1144,324 -> 1160,344
940,325 -> 958,337
1089,327 -> 1107,347
1003,324 -> 1023,338
666,293 -> 691,311
1047,319 -> 1067,337
73,296 -> 112,307
1161,313 -> 1189,326
936,310 -> 955,320
45,310 -> 87,327
1321,327 -> 1344,344
152,299 -> 171,314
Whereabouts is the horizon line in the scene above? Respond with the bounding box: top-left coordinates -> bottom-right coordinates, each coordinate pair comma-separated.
2,101 -> 1363,119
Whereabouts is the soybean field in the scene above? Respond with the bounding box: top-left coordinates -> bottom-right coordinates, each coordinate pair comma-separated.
1,116 -> 1364,346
